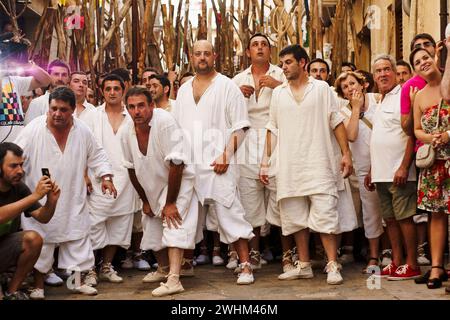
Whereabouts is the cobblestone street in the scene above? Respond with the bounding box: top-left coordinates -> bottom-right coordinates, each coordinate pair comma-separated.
46,262 -> 450,300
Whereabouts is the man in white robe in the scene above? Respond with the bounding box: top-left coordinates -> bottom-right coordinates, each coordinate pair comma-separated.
121,86 -> 198,297
260,44 -> 353,285
15,87 -> 116,297
172,40 -> 255,285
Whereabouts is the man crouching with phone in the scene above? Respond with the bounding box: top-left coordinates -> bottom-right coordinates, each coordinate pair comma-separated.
0,142 -> 60,300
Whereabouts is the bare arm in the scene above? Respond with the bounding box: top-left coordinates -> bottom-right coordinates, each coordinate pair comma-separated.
413,93 -> 433,143
127,168 -> 153,217
162,162 -> 185,229
401,86 -> 419,136
28,62 -> 52,91
333,122 -> 353,178
259,129 -> 278,185
211,127 -> 249,174
344,92 -> 364,142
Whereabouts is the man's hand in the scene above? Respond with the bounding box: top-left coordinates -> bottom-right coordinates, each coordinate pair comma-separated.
340,152 -> 353,179
142,201 -> 155,217
240,85 -> 255,98
393,165 -> 408,186
364,172 -> 376,191
259,75 -> 282,89
211,152 -> 230,175
84,175 -> 93,195
33,176 -> 53,200
47,182 -> 61,205
101,177 -> 117,198
167,70 -> 178,83
162,203 -> 182,229
259,164 -> 269,185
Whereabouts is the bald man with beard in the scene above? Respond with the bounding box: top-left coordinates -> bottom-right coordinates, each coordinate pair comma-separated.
172,40 -> 255,285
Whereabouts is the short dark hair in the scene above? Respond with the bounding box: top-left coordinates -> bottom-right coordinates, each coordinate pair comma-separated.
110,68 -> 131,82
47,59 -> 71,75
49,87 -> 76,109
307,58 -> 330,74
0,142 -> 23,168
355,69 -> 375,93
396,60 -> 412,73
279,44 -> 309,64
70,71 -> 87,81
101,74 -> 125,91
410,33 -> 436,51
341,62 -> 357,71
409,47 -> 432,70
247,33 -> 271,49
150,74 -> 171,97
142,67 -> 159,75
125,86 -> 153,105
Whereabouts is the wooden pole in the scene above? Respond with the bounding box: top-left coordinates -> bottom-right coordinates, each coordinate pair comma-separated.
132,0 -> 139,84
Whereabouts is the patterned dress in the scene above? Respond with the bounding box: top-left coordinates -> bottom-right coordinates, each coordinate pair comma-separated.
417,102 -> 450,214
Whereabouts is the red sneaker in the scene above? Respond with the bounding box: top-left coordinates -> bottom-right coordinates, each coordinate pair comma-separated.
378,263 -> 397,278
387,264 -> 421,281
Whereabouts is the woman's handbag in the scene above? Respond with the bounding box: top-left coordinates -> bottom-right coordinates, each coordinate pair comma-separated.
416,100 -> 442,169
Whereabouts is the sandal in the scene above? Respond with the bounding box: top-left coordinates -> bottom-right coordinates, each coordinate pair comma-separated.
426,266 -> 448,289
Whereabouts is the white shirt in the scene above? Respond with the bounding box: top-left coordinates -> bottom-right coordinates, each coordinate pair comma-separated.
172,73 -> 251,207
15,116 -> 113,243
25,91 -> 49,125
341,93 -> 377,176
0,76 -> 32,142
84,105 -> 137,216
233,64 -> 285,178
75,100 -> 96,123
120,108 -> 195,216
370,85 -> 416,182
266,77 -> 344,201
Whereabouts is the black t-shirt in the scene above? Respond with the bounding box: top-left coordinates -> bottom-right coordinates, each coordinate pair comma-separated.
0,182 -> 41,237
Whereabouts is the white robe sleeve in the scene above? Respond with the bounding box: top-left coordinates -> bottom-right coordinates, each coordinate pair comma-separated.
10,76 -> 33,95
86,130 -> 113,178
159,117 -> 188,165
225,84 -> 251,133
265,88 -> 279,136
327,86 -> 345,130
119,127 -> 135,169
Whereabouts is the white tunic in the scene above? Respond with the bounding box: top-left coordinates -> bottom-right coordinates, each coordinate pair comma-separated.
24,91 -> 49,125
172,73 -> 251,207
370,85 -> 416,183
266,77 -> 344,201
120,108 -> 195,216
84,105 -> 137,216
75,101 -> 96,123
15,116 -> 113,243
233,64 -> 285,178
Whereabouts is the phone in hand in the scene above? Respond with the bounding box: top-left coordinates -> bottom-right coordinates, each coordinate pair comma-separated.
41,168 -> 50,178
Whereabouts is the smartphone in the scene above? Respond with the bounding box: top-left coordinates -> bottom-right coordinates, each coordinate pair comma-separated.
41,168 -> 50,178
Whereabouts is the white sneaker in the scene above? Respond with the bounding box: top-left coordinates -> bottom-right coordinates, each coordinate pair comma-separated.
380,249 -> 392,267
282,262 -> 296,273
237,272 -> 254,285
196,254 -> 210,265
29,288 -> 45,300
325,261 -> 343,285
72,284 -> 98,296
99,263 -> 123,283
84,269 -> 98,287
121,256 -> 134,269
134,258 -> 151,271
152,280 -> 185,297
212,255 -> 225,266
226,251 -> 239,270
142,268 -> 168,283
249,249 -> 262,270
278,261 -> 314,280
45,272 -> 63,287
417,243 -> 430,266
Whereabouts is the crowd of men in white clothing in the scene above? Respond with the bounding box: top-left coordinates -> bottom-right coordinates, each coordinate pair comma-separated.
1,31 -> 450,300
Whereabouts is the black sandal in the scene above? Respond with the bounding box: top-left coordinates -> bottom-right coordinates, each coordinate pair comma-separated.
426,266 -> 448,289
